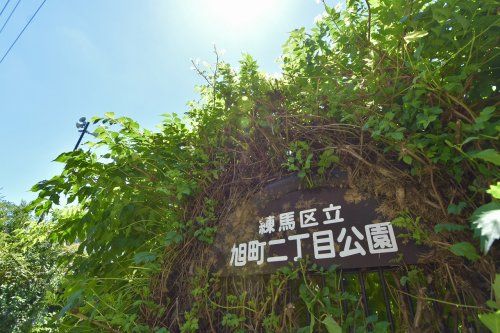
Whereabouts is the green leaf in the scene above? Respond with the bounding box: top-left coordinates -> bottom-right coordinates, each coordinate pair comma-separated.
434,223 -> 467,233
449,242 -> 480,261
486,300 -> 499,310
104,112 -> 115,119
53,152 -> 75,163
402,155 -> 412,165
155,328 -> 170,333
134,252 -> 157,264
297,326 -> 311,333
404,30 -> 428,43
373,321 -> 390,333
479,311 -> 500,332
176,183 -> 194,200
164,231 -> 183,246
462,136 -> 480,145
447,201 -> 467,215
400,276 -> 409,286
318,149 -> 339,174
494,274 -> 500,307
389,131 -> 404,141
59,289 -> 83,317
487,182 -> 500,199
469,149 -> 500,166
474,106 -> 496,130
471,202 -> 500,253
322,315 -> 342,333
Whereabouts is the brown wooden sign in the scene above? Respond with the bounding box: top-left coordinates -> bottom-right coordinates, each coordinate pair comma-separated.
212,175 -> 422,275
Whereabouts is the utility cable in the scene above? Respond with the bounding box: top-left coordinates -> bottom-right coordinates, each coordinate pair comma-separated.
0,0 -> 12,17
0,0 -> 47,64
0,0 -> 20,34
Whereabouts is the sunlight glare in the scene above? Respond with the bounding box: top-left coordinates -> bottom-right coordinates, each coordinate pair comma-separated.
202,0 -> 283,32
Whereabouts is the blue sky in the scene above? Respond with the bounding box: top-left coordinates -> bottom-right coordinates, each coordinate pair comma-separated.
0,0 -> 326,204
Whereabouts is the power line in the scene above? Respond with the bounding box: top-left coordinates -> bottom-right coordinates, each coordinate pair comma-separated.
0,0 -> 12,17
0,0 -> 20,34
0,0 -> 47,64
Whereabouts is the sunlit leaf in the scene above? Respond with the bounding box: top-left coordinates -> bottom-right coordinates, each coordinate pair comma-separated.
404,30 -> 428,43
478,311 -> 500,332
487,182 -> 500,199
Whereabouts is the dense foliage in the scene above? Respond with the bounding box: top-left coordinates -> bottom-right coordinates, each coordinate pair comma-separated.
0,200 -> 64,332
22,0 -> 500,331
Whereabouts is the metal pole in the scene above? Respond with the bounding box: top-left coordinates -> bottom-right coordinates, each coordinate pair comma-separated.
403,281 -> 415,321
340,272 -> 353,333
427,283 -> 449,332
340,273 -> 348,320
73,121 -> 90,151
378,268 -> 395,333
358,271 -> 369,318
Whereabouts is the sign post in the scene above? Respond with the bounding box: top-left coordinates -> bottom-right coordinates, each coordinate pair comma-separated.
213,175 -> 422,275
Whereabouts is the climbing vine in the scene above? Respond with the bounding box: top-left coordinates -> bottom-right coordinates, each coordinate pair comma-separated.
27,0 -> 499,331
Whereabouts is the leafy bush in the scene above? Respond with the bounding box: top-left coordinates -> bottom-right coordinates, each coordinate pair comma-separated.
0,200 -> 63,333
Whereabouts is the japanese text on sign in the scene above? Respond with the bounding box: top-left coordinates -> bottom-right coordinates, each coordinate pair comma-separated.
229,204 -> 398,267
